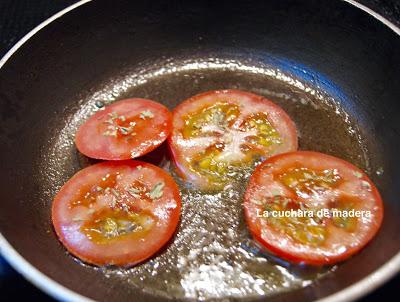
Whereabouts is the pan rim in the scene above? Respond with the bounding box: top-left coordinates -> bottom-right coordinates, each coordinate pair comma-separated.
0,0 -> 399,301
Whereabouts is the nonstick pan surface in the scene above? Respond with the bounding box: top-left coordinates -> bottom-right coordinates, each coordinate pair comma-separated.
0,0 -> 399,301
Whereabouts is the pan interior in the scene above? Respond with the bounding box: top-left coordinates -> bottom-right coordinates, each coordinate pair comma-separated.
39,55 -> 383,301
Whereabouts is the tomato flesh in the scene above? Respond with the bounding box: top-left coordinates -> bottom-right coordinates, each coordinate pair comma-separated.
52,161 -> 181,266
75,98 -> 172,160
169,90 -> 298,190
279,166 -> 342,198
261,197 -> 328,247
81,209 -> 154,245
244,151 -> 383,265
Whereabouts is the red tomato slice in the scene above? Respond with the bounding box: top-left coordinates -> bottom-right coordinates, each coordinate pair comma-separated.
244,151 -> 383,265
52,161 -> 181,266
75,98 -> 172,160
169,89 -> 298,190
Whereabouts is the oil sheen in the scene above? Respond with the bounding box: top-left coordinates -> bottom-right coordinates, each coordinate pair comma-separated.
41,55 -> 379,301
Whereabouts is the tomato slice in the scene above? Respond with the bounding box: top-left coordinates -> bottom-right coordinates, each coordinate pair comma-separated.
75,98 -> 172,160
168,90 -> 298,190
52,161 -> 181,266
244,151 -> 383,265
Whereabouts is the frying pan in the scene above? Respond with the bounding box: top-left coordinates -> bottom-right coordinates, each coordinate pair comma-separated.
0,0 -> 399,301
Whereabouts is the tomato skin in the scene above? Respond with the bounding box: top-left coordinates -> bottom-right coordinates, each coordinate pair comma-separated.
244,151 -> 383,265
52,161 -> 181,267
75,98 -> 172,160
169,89 -> 298,190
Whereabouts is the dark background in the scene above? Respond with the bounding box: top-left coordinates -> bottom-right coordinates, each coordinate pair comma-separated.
0,0 -> 398,301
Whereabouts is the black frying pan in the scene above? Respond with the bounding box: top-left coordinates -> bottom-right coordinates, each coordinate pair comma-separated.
0,0 -> 399,301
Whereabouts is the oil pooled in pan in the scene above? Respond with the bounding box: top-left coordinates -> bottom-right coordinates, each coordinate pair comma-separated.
40,56 -> 382,300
